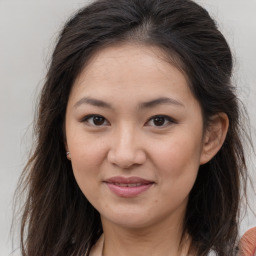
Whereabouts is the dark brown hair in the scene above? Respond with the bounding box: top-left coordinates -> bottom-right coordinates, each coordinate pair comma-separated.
15,0 -> 249,255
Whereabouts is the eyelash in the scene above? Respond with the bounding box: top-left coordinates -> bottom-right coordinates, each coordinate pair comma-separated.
81,114 -> 109,126
145,115 -> 176,127
81,114 -> 176,128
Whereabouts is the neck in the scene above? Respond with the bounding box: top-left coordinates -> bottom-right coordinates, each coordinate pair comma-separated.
101,216 -> 191,256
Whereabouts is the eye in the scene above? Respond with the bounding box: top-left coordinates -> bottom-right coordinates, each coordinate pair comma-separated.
81,114 -> 109,126
145,115 -> 175,127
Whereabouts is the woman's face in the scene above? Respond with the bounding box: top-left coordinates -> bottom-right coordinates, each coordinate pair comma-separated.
65,44 -> 207,229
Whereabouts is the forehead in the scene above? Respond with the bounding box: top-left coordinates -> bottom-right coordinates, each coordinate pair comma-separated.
69,43 -> 197,108
81,43 -> 186,79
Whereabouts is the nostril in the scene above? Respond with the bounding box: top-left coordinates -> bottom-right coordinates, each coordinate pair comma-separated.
107,148 -> 146,168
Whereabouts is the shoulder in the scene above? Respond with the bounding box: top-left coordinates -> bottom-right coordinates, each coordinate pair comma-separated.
239,227 -> 256,256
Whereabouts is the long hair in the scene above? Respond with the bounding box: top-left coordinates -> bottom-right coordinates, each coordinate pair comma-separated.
15,0 -> 249,255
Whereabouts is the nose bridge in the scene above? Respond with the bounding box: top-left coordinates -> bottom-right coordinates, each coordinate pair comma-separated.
107,123 -> 145,168
117,123 -> 135,148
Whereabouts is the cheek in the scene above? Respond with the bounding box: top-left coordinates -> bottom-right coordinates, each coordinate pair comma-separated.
67,134 -> 107,190
68,129 -> 107,165
150,133 -> 202,186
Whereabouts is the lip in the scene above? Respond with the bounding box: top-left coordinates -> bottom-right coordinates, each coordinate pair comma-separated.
104,176 -> 154,198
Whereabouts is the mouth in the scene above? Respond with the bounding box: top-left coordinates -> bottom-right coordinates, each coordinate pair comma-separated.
104,176 -> 154,198
109,182 -> 147,187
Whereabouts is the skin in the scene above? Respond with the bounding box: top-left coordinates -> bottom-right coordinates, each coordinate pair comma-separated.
65,43 -> 228,255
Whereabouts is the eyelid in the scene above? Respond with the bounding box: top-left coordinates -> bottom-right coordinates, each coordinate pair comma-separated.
80,114 -> 176,128
81,114 -> 110,126
145,115 -> 177,127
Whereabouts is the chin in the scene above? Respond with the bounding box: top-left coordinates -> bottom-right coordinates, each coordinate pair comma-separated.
100,207 -> 155,229
100,206 -> 176,231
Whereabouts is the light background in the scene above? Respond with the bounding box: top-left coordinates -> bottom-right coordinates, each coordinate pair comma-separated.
0,0 -> 255,255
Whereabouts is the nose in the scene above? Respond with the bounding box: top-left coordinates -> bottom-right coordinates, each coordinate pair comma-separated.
107,126 -> 146,169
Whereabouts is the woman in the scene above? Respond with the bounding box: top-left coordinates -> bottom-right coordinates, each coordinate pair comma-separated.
16,0 -> 250,255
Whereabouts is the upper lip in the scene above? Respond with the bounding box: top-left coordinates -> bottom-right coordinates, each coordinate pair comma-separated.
104,176 -> 154,184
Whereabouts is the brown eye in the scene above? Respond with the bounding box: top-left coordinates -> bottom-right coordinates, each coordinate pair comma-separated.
92,116 -> 105,125
146,115 -> 175,127
152,116 -> 166,126
82,115 -> 109,126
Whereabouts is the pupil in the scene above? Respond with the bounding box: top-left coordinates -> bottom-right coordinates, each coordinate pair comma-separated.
93,116 -> 104,125
153,117 -> 165,126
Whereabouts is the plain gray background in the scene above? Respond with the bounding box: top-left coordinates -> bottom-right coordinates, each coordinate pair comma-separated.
0,0 -> 255,255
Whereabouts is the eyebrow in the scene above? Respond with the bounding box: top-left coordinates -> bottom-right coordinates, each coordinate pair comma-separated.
73,96 -> 184,109
74,97 -> 113,109
139,97 -> 184,109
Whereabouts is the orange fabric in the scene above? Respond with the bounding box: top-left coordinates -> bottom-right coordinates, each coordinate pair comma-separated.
239,227 -> 256,256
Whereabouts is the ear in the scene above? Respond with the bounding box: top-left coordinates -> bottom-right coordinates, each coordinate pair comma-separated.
63,124 -> 71,160
63,125 -> 68,151
63,136 -> 69,151
200,113 -> 229,165
64,141 -> 69,152
64,142 -> 71,160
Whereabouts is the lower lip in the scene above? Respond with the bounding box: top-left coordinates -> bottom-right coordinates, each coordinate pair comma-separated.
105,183 -> 153,198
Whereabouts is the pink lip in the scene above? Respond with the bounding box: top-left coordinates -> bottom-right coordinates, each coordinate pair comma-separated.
104,176 -> 154,198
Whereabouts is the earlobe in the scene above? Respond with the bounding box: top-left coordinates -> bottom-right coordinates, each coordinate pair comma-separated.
64,141 -> 71,160
200,113 -> 229,165
66,151 -> 71,160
